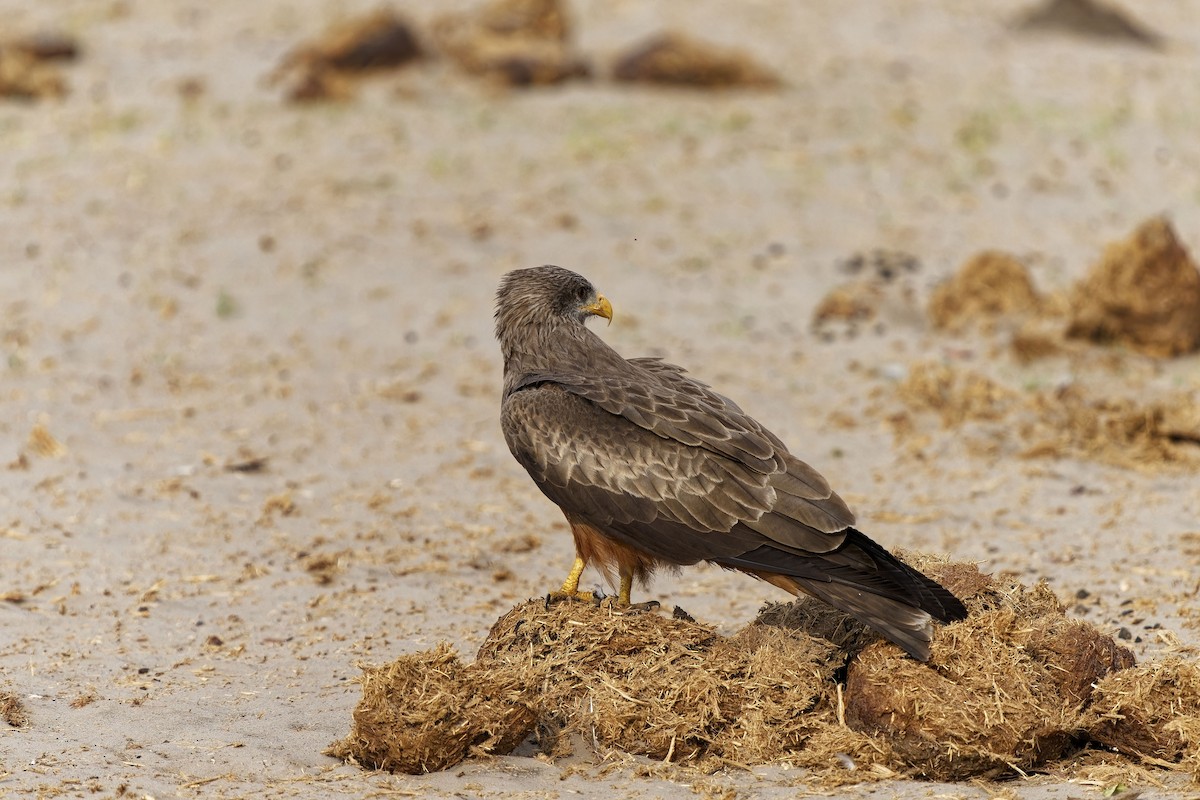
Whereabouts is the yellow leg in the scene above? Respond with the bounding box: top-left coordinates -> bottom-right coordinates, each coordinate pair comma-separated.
546,556 -> 597,604
560,556 -> 587,596
617,569 -> 660,611
547,558 -> 657,610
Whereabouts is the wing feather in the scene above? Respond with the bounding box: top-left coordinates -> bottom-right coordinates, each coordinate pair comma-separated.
501,372 -> 856,558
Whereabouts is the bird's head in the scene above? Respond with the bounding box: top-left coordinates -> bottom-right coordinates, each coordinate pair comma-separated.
495,266 -> 613,357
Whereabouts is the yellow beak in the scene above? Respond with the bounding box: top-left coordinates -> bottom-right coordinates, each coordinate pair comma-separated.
582,294 -> 613,326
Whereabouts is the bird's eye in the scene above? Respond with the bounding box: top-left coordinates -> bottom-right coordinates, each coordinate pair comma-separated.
576,286 -> 591,302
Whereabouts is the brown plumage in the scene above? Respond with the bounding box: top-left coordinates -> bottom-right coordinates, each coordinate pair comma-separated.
495,265 -> 967,661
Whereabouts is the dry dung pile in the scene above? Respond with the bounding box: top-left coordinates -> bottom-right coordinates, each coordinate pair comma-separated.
271,9 -> 423,102
432,0 -> 590,87
846,558 -> 1134,779
612,32 -> 779,88
1014,0 -> 1163,48
1083,659 -> 1200,776
328,557 -> 1200,783
1066,216 -> 1200,357
324,642 -> 536,773
0,31 -> 80,100
2,690 -> 29,728
927,250 -> 1041,331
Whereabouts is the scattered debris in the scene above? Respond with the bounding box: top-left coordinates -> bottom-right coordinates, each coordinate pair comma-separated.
811,281 -> 886,335
1066,217 -> 1200,357
331,558 -> 1190,783
896,362 -> 1018,427
1020,385 -> 1200,469
612,32 -> 779,89
301,551 -> 344,585
432,0 -> 589,87
260,492 -> 297,520
927,250 -> 1041,331
895,361 -> 1200,469
1009,319 -> 1067,362
0,29 -> 79,99
26,423 -> 66,458
1014,0 -> 1163,48
224,455 -> 269,473
272,8 -> 423,102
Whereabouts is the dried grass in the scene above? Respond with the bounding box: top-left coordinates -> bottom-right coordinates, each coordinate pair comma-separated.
896,362 -> 1018,427
895,361 -> 1200,470
1020,385 -> 1200,469
1083,658 -> 1200,778
328,558 -> 1200,785
1,691 -> 29,728
325,642 -> 536,773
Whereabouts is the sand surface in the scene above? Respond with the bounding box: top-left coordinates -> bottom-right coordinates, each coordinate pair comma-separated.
2,0 -> 1199,797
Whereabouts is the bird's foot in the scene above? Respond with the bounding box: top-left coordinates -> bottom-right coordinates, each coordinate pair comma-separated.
543,591 -> 660,613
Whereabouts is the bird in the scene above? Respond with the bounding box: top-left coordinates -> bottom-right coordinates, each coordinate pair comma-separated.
494,265 -> 966,661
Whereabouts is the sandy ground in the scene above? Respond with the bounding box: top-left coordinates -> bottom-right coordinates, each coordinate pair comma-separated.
2,0 -> 1200,797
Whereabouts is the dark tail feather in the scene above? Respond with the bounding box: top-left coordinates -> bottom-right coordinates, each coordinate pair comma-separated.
717,528 -> 967,661
790,577 -> 938,661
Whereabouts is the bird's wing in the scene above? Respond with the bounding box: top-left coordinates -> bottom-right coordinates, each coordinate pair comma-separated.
502,367 -> 854,555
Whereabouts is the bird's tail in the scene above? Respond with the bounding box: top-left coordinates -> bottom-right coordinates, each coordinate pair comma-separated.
719,529 -> 967,662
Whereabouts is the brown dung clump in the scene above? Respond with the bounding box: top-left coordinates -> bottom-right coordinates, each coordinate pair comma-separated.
928,251 -> 1041,331
1083,659 -> 1200,775
333,557 -> 1192,783
846,559 -> 1135,779
893,360 -> 1200,470
325,642 -> 536,773
432,0 -> 589,86
612,32 -> 779,89
1014,0 -> 1163,48
0,47 -> 69,100
1,690 -> 29,728
1066,217 -> 1200,357
478,599 -> 842,764
271,8 -> 423,102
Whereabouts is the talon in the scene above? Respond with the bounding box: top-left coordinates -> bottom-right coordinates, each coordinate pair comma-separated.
628,600 -> 660,612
